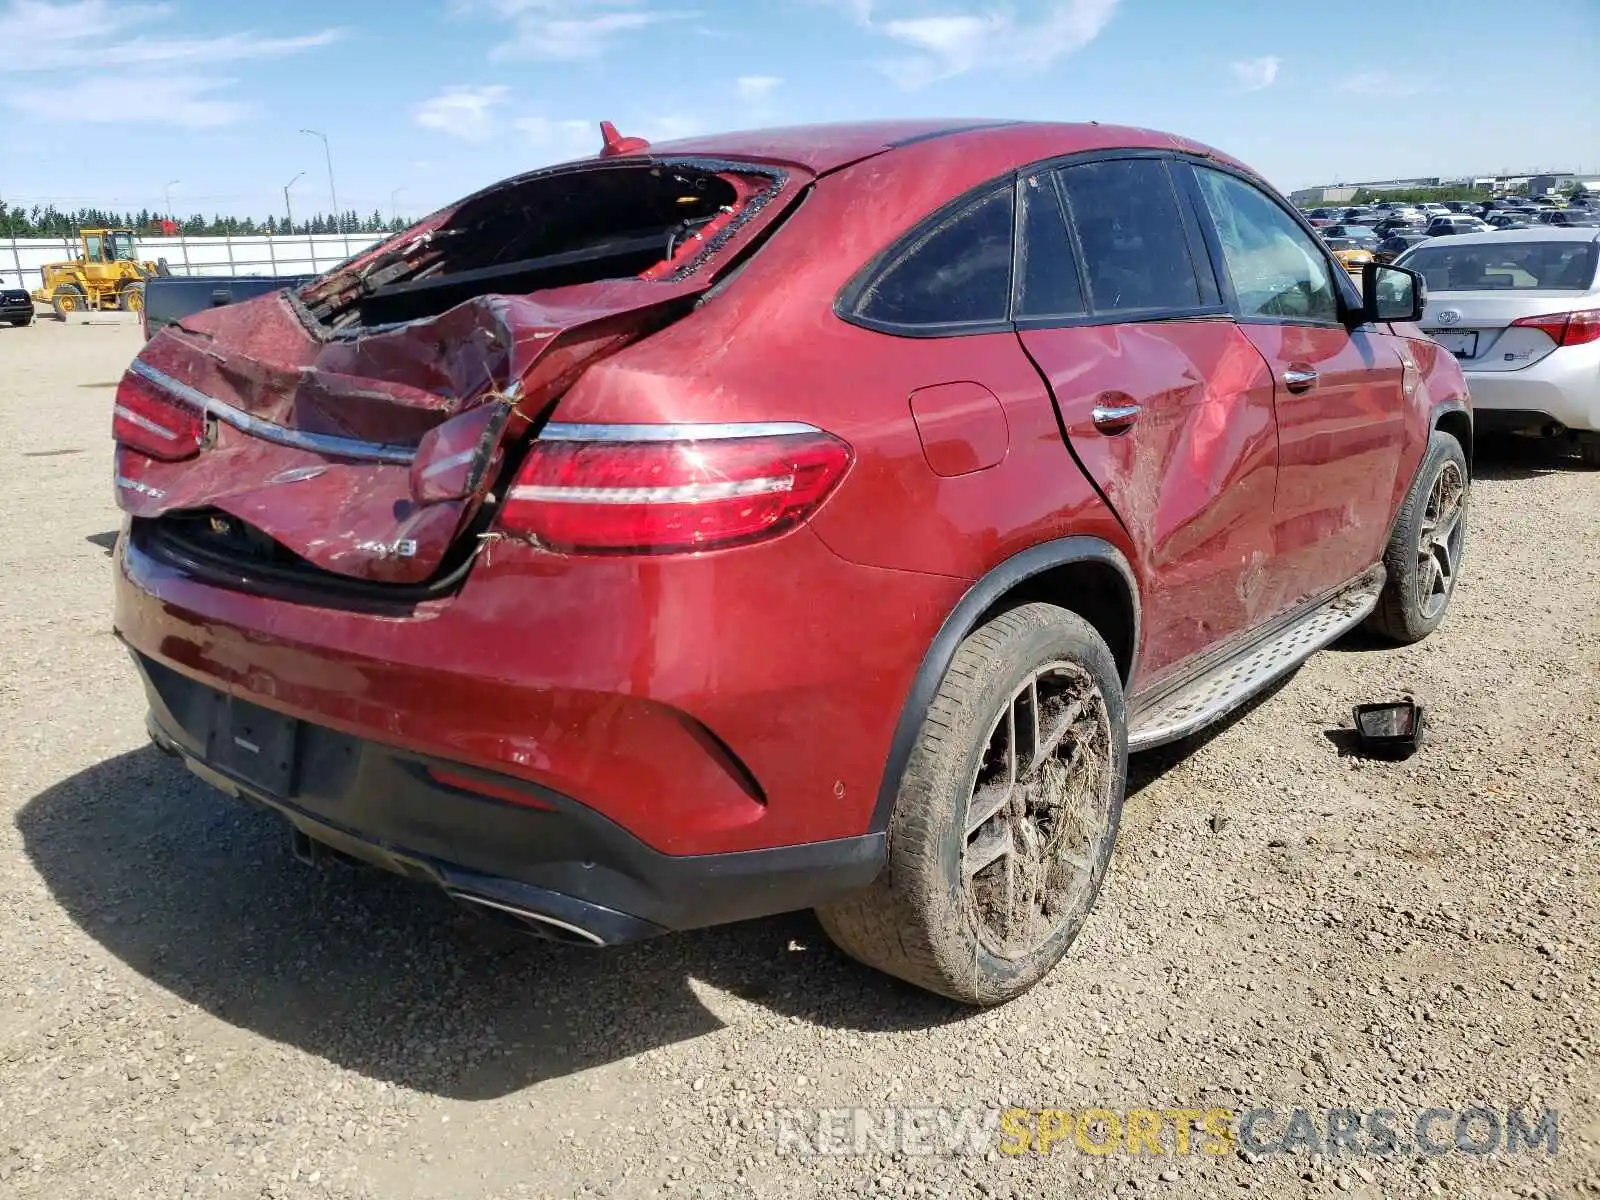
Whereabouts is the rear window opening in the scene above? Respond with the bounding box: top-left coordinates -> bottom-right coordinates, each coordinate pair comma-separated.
1403,240 -> 1598,291
296,161 -> 780,332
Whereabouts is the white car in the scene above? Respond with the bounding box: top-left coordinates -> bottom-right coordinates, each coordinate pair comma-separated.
1397,228 -> 1600,464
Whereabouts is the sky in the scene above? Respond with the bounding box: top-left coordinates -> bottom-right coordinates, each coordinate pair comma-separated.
1,0 -> 1597,224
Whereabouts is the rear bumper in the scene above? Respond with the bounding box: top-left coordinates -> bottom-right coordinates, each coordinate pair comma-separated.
113,521 -> 965,856
1463,342 -> 1600,434
135,650 -> 885,939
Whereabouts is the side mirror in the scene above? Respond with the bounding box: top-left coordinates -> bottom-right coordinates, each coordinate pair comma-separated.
1361,262 -> 1425,323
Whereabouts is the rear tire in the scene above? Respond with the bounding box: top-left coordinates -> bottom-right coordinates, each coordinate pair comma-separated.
1366,430 -> 1469,644
817,604 -> 1127,1006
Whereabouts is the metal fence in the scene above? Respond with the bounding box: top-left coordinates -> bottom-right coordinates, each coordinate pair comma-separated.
1,233 -> 387,292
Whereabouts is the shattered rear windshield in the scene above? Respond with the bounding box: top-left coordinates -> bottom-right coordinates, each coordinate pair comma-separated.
298,160 -> 783,331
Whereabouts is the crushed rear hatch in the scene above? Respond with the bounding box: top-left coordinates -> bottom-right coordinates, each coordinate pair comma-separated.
114,155 -> 807,587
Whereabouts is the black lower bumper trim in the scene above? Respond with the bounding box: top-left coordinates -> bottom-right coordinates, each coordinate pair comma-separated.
1473,409 -> 1562,435
133,652 -> 885,940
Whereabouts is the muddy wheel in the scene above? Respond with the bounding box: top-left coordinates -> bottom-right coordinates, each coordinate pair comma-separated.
51,283 -> 87,320
1367,431 -> 1469,644
118,282 -> 145,313
817,603 -> 1127,1005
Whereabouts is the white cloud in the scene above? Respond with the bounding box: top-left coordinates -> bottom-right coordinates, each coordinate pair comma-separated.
817,0 -> 1121,90
413,85 -> 512,142
506,112 -> 707,165
455,0 -> 693,61
0,1 -> 344,72
1229,55 -> 1281,91
0,0 -> 341,126
636,114 -> 707,142
1339,70 -> 1427,99
7,73 -> 251,126
736,74 -> 783,101
514,116 -> 600,162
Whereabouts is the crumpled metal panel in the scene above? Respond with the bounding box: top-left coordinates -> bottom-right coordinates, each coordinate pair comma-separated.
118,283 -> 705,583
114,160 -> 811,585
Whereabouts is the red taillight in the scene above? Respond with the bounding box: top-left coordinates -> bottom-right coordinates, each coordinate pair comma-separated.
499,425 -> 852,554
112,369 -> 204,461
1509,308 -> 1600,348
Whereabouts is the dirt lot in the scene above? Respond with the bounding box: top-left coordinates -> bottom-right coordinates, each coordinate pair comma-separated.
1,319 -> 1596,1200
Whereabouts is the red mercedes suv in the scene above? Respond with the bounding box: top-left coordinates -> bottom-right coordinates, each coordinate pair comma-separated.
111,120 -> 1470,1004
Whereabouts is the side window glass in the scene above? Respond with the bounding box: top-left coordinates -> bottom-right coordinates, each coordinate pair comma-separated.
84,235 -> 104,262
1015,172 -> 1085,319
855,187 -> 1014,327
1195,168 -> 1340,323
1057,159 -> 1203,315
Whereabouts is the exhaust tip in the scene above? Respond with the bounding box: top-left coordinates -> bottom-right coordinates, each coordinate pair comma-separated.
449,891 -> 609,946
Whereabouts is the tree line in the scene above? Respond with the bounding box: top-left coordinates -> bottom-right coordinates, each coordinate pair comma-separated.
0,203 -> 413,238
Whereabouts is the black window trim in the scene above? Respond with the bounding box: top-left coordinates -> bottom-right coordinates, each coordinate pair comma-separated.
1009,169 -> 1088,325
835,180 -> 1019,339
836,148 -> 1235,340
1035,152 -> 1225,326
1172,156 -> 1366,329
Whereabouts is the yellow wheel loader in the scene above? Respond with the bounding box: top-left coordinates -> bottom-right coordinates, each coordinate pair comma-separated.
31,229 -> 170,319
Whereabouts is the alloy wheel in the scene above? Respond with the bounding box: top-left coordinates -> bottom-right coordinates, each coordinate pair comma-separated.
1417,459 -> 1466,620
961,661 -> 1115,961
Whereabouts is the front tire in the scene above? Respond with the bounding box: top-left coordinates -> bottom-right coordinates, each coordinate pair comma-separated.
1366,430 -> 1468,643
817,604 -> 1127,1005
51,282 -> 87,320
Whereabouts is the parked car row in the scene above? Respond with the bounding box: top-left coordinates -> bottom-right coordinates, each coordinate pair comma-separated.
1310,195 -> 1600,276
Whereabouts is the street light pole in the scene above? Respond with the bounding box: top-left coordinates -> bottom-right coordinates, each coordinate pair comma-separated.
300,128 -> 339,232
284,171 -> 304,232
163,179 -> 180,224
390,187 -> 405,226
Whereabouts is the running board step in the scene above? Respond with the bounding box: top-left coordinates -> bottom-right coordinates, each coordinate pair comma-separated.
1127,567 -> 1386,752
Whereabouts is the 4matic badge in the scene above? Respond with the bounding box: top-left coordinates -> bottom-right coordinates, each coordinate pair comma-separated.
355,538 -> 419,559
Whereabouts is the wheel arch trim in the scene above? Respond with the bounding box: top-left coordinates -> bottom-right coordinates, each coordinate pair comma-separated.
869,535 -> 1140,832
1430,398 -> 1473,469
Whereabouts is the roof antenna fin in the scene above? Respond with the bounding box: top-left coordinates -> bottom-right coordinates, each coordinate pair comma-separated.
599,121 -> 651,158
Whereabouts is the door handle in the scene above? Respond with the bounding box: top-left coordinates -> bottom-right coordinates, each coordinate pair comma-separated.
1283,366 -> 1319,393
1091,403 -> 1141,434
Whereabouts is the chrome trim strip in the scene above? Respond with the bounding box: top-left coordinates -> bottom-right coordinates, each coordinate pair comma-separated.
130,360 -> 418,465
113,403 -> 180,441
115,475 -> 166,499
448,893 -> 607,946
538,421 -> 823,442
1091,404 -> 1140,424
417,448 -> 478,479
508,475 -> 794,505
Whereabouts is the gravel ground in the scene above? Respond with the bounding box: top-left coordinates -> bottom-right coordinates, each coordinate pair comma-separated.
1,319 -> 1596,1200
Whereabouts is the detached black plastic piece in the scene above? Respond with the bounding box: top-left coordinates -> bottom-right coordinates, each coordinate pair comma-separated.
1352,697 -> 1425,759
